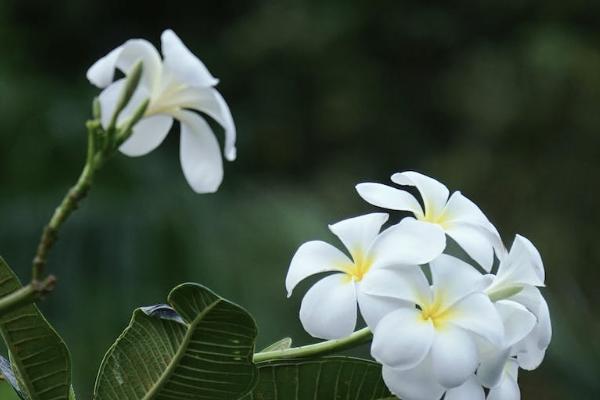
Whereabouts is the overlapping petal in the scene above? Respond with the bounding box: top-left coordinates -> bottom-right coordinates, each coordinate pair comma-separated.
391,171 -> 449,216
285,240 -> 351,296
176,110 -> 224,193
328,213 -> 388,259
355,183 -> 424,217
360,267 -> 431,306
444,377 -> 485,400
445,223 -> 497,271
449,293 -> 504,346
430,254 -> 492,308
299,273 -> 357,339
382,357 -> 445,400
431,326 -> 479,388
371,307 -> 434,370
119,115 -> 174,156
487,360 -> 520,400
369,218 -> 446,268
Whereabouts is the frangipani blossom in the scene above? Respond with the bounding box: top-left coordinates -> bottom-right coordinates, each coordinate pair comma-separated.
356,171 -> 501,271
367,255 -> 504,400
87,29 -> 235,193
285,213 -> 445,340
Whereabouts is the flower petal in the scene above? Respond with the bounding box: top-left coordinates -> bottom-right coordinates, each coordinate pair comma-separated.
444,191 -> 493,227
175,110 -> 224,193
299,273 -> 357,339
496,300 -> 536,348
356,289 -> 410,329
87,39 -> 162,90
328,213 -> 388,259
495,234 -> 545,288
445,223 -> 496,271
174,88 -> 237,161
370,218 -> 446,268
87,46 -> 123,88
161,29 -> 218,87
430,254 -> 492,309
512,288 -> 551,370
119,114 -> 174,156
431,326 -> 479,388
444,376 -> 485,400
285,241 -> 352,296
355,183 -> 424,217
449,293 -> 504,346
477,345 -> 510,389
360,267 -> 431,306
487,360 -> 520,400
371,307 -> 434,370
382,358 -> 445,400
391,171 -> 449,217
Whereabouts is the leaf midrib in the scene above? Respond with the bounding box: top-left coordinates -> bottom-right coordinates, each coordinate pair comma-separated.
141,298 -> 221,400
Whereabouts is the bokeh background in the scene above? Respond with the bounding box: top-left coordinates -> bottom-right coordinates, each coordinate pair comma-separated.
1,0 -> 599,398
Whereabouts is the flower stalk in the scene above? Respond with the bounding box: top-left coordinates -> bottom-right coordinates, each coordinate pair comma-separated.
253,327 -> 372,363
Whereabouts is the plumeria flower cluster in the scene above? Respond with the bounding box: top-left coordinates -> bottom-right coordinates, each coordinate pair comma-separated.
87,29 -> 236,193
286,171 -> 551,400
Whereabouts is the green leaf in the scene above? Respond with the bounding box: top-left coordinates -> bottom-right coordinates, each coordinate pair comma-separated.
260,337 -> 293,352
94,282 -> 258,400
0,257 -> 72,400
244,356 -> 394,400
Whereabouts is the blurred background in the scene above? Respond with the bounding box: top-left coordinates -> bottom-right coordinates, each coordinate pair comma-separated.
1,0 -> 599,398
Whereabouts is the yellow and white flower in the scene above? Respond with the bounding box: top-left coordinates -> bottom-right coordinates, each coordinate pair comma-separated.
366,255 -> 504,400
285,213 -> 446,340
356,171 -> 501,271
87,29 -> 235,193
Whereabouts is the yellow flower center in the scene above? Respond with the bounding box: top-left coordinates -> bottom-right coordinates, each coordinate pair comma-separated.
419,201 -> 451,229
419,294 -> 454,329
340,250 -> 374,282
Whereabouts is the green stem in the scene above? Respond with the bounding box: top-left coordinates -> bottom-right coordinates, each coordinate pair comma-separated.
253,327 -> 372,363
31,126 -> 98,282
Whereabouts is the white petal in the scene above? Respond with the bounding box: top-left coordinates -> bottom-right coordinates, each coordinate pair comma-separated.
176,110 -> 224,193
360,267 -> 431,306
382,358 -> 445,400
444,191 -> 493,227
299,274 -> 357,339
355,183 -> 424,217
430,254 -> 492,309
370,218 -> 446,268
495,235 -> 545,288
98,79 -> 125,127
179,88 -> 237,161
87,46 -> 123,88
513,289 -> 551,370
356,289 -> 410,329
285,241 -> 352,296
391,171 -> 449,217
487,361 -> 521,400
445,223 -> 496,271
431,326 -> 479,388
328,213 -> 388,260
161,29 -> 218,87
477,347 -> 511,389
449,293 -> 504,346
119,114 -> 173,156
371,307 -> 434,370
496,300 -> 536,348
445,376 -> 485,400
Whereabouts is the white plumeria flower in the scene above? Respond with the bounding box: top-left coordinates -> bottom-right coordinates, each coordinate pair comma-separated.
285,213 -> 445,340
356,171 -> 501,271
367,255 -> 504,400
486,234 -> 551,370
87,29 -> 236,193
